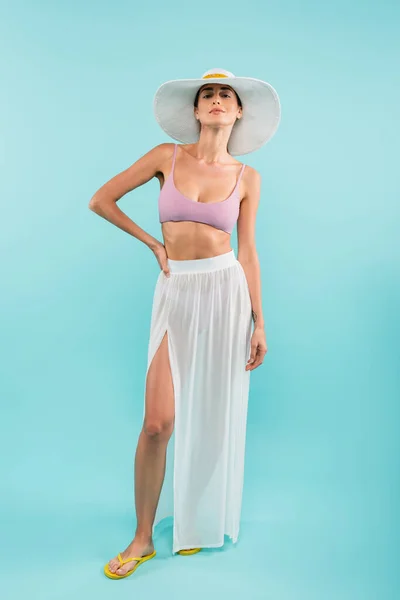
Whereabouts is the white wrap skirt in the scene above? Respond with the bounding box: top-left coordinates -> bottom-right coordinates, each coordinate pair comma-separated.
142,249 -> 253,554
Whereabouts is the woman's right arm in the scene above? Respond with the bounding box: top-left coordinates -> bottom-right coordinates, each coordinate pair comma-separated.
88,142 -> 173,274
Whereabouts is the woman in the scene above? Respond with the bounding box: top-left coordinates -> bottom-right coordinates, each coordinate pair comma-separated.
89,68 -> 281,579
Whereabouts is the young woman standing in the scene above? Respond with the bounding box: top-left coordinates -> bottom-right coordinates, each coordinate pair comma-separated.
89,68 -> 281,579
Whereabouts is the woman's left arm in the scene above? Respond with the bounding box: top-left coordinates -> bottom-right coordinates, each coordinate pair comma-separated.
237,166 -> 268,371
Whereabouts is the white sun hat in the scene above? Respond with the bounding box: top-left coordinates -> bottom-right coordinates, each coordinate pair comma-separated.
153,67 -> 281,156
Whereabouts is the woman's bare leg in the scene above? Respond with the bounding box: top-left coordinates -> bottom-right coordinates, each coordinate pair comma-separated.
108,331 -> 175,575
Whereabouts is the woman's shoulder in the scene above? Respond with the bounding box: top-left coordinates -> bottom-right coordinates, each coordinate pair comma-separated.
241,164 -> 261,201
142,143 -> 176,177
148,142 -> 176,159
242,164 -> 261,183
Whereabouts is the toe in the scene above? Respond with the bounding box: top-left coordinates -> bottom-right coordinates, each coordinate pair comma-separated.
116,564 -> 129,575
119,560 -> 137,575
108,559 -> 118,573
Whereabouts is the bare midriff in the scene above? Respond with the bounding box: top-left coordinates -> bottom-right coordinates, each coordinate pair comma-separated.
161,221 -> 232,260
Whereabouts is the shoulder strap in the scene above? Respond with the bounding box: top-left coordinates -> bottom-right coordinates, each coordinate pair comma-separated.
171,143 -> 178,171
236,163 -> 246,188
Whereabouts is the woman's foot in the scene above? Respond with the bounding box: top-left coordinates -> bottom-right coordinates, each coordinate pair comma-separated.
107,536 -> 155,576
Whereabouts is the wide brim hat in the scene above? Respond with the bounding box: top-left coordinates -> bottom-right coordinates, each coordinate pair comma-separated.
153,67 -> 281,156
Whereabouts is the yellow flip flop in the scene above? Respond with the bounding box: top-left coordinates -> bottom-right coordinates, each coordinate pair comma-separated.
177,548 -> 201,556
104,550 -> 156,579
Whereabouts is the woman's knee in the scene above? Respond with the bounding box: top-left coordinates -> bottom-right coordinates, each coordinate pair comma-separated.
143,417 -> 174,440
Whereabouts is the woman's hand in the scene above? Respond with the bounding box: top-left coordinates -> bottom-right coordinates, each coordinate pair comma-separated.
152,243 -> 170,277
246,327 -> 268,371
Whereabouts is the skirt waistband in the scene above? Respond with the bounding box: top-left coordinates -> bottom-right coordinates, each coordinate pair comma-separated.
167,250 -> 237,274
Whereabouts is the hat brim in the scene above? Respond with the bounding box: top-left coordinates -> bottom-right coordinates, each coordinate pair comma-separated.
153,76 -> 281,156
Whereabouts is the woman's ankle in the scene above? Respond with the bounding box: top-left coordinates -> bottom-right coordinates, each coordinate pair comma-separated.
134,530 -> 153,545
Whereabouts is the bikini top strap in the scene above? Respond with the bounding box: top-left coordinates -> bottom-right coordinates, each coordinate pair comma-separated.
236,163 -> 246,188
171,143 -> 178,172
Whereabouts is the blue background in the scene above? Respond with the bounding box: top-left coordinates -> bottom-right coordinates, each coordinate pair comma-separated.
1,1 -> 399,599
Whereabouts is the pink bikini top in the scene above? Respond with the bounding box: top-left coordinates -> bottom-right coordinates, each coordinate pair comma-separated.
158,144 -> 246,234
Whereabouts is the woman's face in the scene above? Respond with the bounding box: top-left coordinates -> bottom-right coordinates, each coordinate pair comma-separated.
194,83 -> 242,128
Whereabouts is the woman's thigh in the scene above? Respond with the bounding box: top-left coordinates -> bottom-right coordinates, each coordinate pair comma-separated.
143,331 -> 175,435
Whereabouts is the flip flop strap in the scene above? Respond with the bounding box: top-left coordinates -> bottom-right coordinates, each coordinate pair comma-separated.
117,552 -> 148,565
